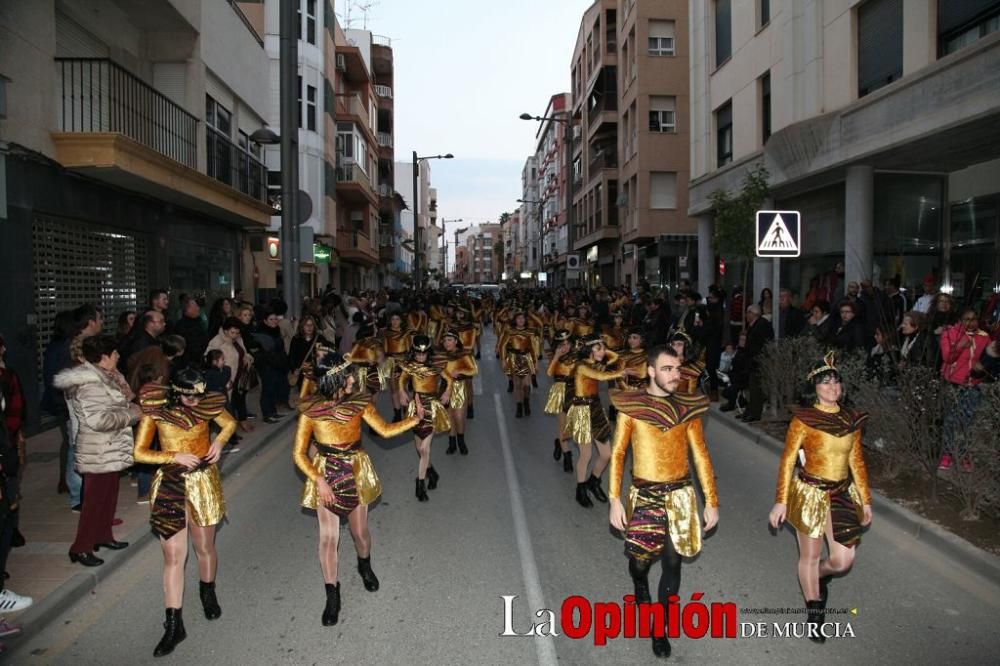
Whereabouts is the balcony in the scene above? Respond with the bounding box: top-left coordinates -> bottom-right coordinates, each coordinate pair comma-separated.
52,58 -> 270,227
374,84 -> 393,110
371,35 -> 393,76
588,148 -> 617,183
336,228 -> 378,267
206,127 -> 266,201
379,244 -> 395,263
338,45 -> 370,83
336,163 -> 378,205
377,131 -> 393,157
336,94 -> 375,143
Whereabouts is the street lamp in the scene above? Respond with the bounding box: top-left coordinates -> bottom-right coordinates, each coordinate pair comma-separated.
412,151 -> 454,289
520,110 -> 574,287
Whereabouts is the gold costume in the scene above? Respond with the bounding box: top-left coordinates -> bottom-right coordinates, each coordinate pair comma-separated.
134,388 -> 237,529
601,325 -> 627,352
499,327 -> 541,377
406,311 -> 429,334
609,391 -> 716,557
570,317 -> 595,338
400,361 -> 454,436
615,348 -> 648,391
437,349 -> 478,410
544,356 -> 576,414
294,395 -> 417,511
677,360 -> 706,396
380,327 -> 412,390
349,337 -> 386,395
775,405 -> 871,541
566,351 -> 622,444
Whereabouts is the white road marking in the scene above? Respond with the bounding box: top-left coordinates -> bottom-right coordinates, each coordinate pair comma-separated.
493,392 -> 558,665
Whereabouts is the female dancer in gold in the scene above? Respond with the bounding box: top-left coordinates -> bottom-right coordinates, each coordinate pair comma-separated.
566,334 -> 632,508
499,311 -> 542,418
438,329 -> 478,455
133,368 -> 237,657
614,328 -> 648,392
379,312 -> 412,421
450,305 -> 481,419
399,335 -> 453,501
769,355 -> 872,643
293,352 -> 420,626
348,318 -> 386,397
670,330 -> 706,396
601,310 -> 627,352
544,330 -> 576,472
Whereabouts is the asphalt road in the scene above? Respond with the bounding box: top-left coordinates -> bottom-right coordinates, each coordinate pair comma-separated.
10,329 -> 1000,664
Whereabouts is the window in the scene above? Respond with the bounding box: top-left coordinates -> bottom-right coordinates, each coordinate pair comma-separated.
858,0 -> 903,97
205,96 -> 233,186
938,0 -> 1000,55
297,75 -> 303,128
206,95 -> 231,136
760,71 -> 771,144
650,172 -> 677,209
305,0 -> 317,45
0,76 -> 7,119
714,0 -> 732,66
649,95 -> 676,132
648,20 -> 675,56
306,84 -> 317,131
759,0 -> 770,28
715,100 -> 732,167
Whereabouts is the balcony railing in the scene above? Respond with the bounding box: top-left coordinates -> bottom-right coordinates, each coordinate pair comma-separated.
56,58 -> 197,169
206,127 -> 267,201
373,35 -> 392,47
337,163 -> 373,191
377,132 -> 393,148
338,94 -> 368,120
378,183 -> 393,197
588,149 -> 617,182
374,84 -> 393,99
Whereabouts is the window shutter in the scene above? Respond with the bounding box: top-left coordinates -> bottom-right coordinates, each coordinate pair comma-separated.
858,0 -> 903,96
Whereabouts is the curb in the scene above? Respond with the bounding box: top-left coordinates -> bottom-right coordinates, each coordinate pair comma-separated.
707,408 -> 1000,583
12,417 -> 298,646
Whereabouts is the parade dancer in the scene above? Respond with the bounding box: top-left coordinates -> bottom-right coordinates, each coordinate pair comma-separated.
601,310 -> 627,352
133,368 -> 237,658
348,319 -> 386,397
769,353 -> 872,644
608,345 -> 719,659
437,329 -> 478,455
566,334 -> 630,507
379,312 -> 412,422
451,305 -> 481,419
293,352 -> 421,626
669,330 -> 707,396
614,328 -> 648,392
544,330 -> 576,472
499,312 -> 542,418
399,335 -> 453,501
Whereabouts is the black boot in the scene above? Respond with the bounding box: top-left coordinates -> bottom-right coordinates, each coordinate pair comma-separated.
466,404 -> 474,419
457,434 -> 468,455
819,575 -> 832,608
531,375 -> 538,388
515,403 -> 523,418
393,408 -> 401,422
198,580 -> 221,620
153,608 -> 186,657
608,405 -> 617,421
475,350 -> 481,360
806,600 -> 826,643
426,466 -> 440,490
322,583 -> 341,626
415,478 -> 429,502
507,379 -> 513,393
563,449 -> 573,473
575,482 -> 593,508
446,436 -> 457,455
588,475 -> 608,503
523,397 -> 531,416
357,557 -> 379,592
553,438 -> 562,461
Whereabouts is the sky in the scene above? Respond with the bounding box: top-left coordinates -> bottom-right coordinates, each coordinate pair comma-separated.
340,0 -> 590,248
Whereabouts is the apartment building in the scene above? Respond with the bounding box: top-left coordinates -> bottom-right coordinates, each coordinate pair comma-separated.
395,158 -> 434,285
501,210 -> 522,279
618,0 -> 697,290
689,0 -> 1000,301
534,93 -> 571,287
0,0 -> 272,427
519,155 -> 540,275
571,0 -> 620,287
458,223 -> 502,284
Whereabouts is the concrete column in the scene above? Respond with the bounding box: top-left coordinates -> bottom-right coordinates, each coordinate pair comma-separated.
845,165 -> 874,285
697,216 -> 714,295
753,259 -> 773,302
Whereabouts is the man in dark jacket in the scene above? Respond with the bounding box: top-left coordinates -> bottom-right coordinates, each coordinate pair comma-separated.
253,308 -> 289,423
777,289 -> 806,338
118,310 -> 166,374
743,305 -> 774,422
174,297 -> 208,369
703,288 -> 726,400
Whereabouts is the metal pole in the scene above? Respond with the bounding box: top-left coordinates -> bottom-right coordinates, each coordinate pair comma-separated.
279,0 -> 299,315
564,112 -> 573,288
773,258 -> 782,339
412,151 -> 420,289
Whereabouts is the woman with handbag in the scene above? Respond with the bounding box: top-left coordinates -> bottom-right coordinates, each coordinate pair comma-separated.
293,352 -> 421,626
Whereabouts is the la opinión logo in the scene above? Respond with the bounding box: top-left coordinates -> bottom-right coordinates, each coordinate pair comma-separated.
499,594 -> 856,644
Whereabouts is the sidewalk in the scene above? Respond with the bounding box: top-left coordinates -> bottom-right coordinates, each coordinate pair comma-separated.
5,390 -> 298,641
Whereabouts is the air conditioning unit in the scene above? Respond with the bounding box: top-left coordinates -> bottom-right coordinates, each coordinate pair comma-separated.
566,254 -> 581,270
336,54 -> 346,71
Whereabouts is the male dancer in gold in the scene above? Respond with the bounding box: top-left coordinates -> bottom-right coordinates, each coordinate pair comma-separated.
608,345 -> 719,659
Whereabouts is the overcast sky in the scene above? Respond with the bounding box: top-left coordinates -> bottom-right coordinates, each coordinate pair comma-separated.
344,0 -> 588,243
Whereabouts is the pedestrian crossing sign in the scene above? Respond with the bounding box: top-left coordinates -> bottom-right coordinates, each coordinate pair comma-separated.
755,210 -> 801,258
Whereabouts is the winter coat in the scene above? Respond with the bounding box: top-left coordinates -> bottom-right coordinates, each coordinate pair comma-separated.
939,324 -> 990,387
54,363 -> 136,474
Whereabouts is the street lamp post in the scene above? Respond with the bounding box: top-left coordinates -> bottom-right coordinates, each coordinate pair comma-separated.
438,218 -> 463,282
412,151 -> 453,289
519,111 -> 572,288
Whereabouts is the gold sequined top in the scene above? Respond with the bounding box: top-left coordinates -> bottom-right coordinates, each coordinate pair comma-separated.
452,322 -> 479,350
292,399 -> 417,482
399,362 -> 454,396
573,350 -> 623,397
602,325 -> 626,351
381,328 -> 411,355
134,401 -> 238,464
500,328 -> 541,358
775,405 -> 872,505
350,338 -> 383,366
439,350 -> 479,380
570,318 -> 594,337
615,348 -> 648,390
608,391 -> 716,506
406,311 -> 428,333
546,355 -> 576,379
677,361 -> 705,395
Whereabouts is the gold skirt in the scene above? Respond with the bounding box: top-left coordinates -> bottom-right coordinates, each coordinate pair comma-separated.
786,474 -> 865,539
406,397 -> 452,433
150,464 -> 225,528
544,382 -> 566,414
504,350 -> 536,377
625,481 -> 703,558
300,449 -> 382,510
566,403 -> 591,445
449,379 -> 470,410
